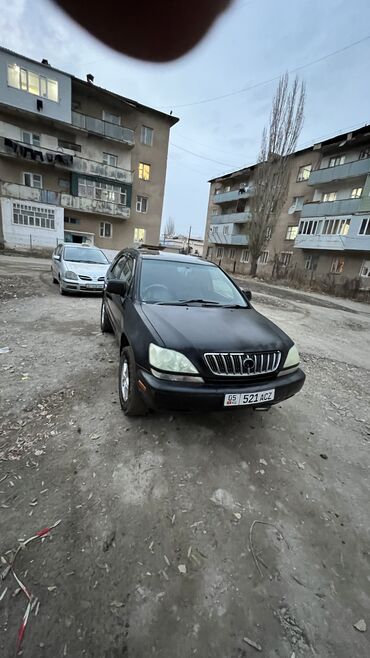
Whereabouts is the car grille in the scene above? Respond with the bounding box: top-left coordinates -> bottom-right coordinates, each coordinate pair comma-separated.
204,351 -> 281,377
79,275 -> 92,281
98,277 -> 105,281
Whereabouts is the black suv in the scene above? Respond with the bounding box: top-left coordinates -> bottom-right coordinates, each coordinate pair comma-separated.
101,247 -> 305,415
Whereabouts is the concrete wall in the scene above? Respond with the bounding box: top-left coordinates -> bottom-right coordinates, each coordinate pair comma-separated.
0,51 -> 71,123
0,197 -> 64,250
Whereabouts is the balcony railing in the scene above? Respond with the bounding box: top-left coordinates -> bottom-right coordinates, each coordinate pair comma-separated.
71,112 -> 135,146
301,197 -> 361,218
61,194 -> 130,218
0,180 -> 60,205
210,211 -> 251,225
308,157 -> 370,186
208,223 -> 248,245
212,186 -> 254,204
0,137 -> 133,184
294,232 -> 370,251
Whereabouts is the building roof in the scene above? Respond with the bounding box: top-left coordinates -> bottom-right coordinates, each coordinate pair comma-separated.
0,46 -> 179,126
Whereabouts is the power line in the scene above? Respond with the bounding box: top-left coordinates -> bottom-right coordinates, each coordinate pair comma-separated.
171,143 -> 240,167
160,35 -> 370,109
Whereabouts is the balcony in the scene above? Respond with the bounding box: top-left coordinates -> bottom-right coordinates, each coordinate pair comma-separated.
0,137 -> 133,184
295,233 -> 370,251
209,223 -> 248,246
212,186 -> 254,204
0,180 -> 60,205
71,112 -> 135,147
301,197 -> 361,218
210,211 -> 251,225
61,194 -> 130,218
308,158 -> 370,186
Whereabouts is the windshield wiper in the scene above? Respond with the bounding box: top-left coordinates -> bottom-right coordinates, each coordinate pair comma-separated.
222,304 -> 247,308
156,299 -> 221,306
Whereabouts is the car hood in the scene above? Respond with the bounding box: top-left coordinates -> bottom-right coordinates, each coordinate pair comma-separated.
63,261 -> 109,277
141,304 -> 292,353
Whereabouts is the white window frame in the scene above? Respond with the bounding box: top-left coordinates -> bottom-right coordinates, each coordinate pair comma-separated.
351,187 -> 363,199
322,192 -> 337,202
23,172 -> 42,189
286,225 -> 298,240
136,195 -> 148,213
258,250 -> 269,264
330,256 -> 345,274
134,227 -> 146,243
229,248 -> 235,259
359,217 -> 370,236
22,131 -> 40,147
304,255 -> 313,270
240,249 -> 249,263
360,260 -> 370,277
329,155 -> 345,167
99,221 -> 112,239
7,64 -> 58,102
78,178 -> 126,205
102,152 -> 118,167
138,162 -> 151,181
12,202 -> 55,230
102,110 -> 121,125
297,164 -> 312,182
216,247 -> 224,258
140,126 -> 154,147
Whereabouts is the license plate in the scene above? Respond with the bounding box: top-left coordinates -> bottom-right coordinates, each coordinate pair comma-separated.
85,283 -> 101,288
224,389 -> 275,407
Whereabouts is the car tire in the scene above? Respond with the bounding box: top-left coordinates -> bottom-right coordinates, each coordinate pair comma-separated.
100,298 -> 113,333
59,279 -> 67,295
118,346 -> 147,416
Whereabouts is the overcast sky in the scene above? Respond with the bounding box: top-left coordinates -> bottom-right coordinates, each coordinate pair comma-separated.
1,0 -> 370,237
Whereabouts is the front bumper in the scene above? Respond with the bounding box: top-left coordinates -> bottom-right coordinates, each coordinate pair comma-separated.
138,368 -> 305,412
61,278 -> 104,293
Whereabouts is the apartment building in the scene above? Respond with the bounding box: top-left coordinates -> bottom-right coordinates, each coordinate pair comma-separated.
0,47 -> 178,253
204,125 -> 370,289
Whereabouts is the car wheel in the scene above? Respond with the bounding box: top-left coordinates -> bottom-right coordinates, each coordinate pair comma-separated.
59,279 -> 67,295
118,346 -> 147,416
100,298 -> 113,333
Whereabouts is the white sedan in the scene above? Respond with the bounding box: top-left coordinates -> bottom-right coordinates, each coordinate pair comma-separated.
51,244 -> 110,295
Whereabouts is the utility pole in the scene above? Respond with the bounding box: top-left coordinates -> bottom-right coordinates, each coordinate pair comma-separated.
187,226 -> 192,254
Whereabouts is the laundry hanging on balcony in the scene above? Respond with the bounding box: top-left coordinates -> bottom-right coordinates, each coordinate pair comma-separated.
3,138 -> 73,166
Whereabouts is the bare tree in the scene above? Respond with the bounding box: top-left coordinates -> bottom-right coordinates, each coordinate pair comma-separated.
164,216 -> 176,239
248,73 -> 305,277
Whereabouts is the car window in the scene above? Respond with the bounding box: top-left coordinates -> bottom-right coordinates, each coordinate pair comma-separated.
118,256 -> 135,286
139,259 -> 247,306
110,255 -> 127,279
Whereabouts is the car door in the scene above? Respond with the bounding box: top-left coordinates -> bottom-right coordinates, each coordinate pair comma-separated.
106,254 -> 135,334
52,244 -> 62,278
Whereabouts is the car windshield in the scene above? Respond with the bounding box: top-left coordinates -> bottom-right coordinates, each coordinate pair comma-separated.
63,247 -> 109,264
139,259 -> 247,306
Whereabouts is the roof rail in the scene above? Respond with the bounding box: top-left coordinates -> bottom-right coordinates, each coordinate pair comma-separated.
137,244 -> 166,251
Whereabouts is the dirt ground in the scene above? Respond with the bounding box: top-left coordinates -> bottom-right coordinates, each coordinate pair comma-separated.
1,254 -> 369,658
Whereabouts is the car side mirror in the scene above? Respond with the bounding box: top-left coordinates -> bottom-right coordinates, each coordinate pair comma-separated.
242,289 -> 252,301
106,279 -> 127,296
53,254 -> 61,261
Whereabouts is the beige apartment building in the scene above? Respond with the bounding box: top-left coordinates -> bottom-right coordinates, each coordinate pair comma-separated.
204,125 -> 370,290
0,47 -> 178,253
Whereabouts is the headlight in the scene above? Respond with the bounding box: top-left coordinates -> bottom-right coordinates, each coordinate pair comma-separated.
64,271 -> 78,280
149,343 -> 199,374
282,344 -> 300,369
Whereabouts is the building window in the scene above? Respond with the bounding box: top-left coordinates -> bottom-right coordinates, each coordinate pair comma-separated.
78,178 -> 127,205
359,148 -> 370,160
259,251 -> 269,264
100,222 -> 112,238
22,131 -> 40,147
304,255 -> 313,270
138,162 -> 151,180
265,226 -> 272,240
322,192 -> 337,202
141,126 -> 154,146
216,247 -> 224,258
12,202 -> 55,229
207,246 -> 213,259
280,251 -> 292,266
58,139 -> 81,152
103,153 -> 118,167
136,195 -> 148,213
134,227 -> 146,243
58,178 -> 70,191
64,216 -> 80,225
211,207 -> 218,215
240,249 -> 249,263
7,63 -> 58,101
329,155 -> 345,167
360,260 -> 370,277
296,164 -> 312,182
23,172 -> 42,189
229,248 -> 235,259
331,257 -> 344,274
359,217 -> 370,235
286,225 -> 298,240
299,218 -> 350,236
291,196 -> 304,212
102,110 -> 121,125
351,187 -> 363,199
224,185 -> 231,193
